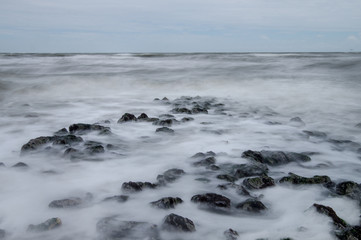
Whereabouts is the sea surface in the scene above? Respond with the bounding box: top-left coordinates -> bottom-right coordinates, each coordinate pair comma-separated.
0,53 -> 361,240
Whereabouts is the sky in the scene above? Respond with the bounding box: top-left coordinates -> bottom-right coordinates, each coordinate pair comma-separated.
1,0 -> 361,53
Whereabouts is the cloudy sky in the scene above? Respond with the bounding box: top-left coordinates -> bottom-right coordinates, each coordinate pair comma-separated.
1,0 -> 361,52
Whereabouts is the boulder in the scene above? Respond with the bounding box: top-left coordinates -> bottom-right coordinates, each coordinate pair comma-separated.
27,218 -> 62,232
242,150 -> 311,166
155,127 -> 174,134
117,113 -> 137,123
236,198 -> 267,213
121,181 -> 157,193
224,228 -> 239,240
335,181 -> 361,201
172,108 -> 192,114
243,175 -> 275,190
150,197 -> 183,209
162,213 -> 196,232
69,123 -> 110,135
48,198 -> 82,208
52,135 -> 83,146
137,113 -> 149,120
97,216 -> 160,240
156,168 -> 185,185
193,156 -> 216,167
21,136 -> 54,153
153,119 -> 178,127
191,193 -> 231,209
191,107 -> 208,114
54,128 -> 69,136
279,173 -> 332,185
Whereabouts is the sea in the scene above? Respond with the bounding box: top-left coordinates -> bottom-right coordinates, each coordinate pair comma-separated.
0,53 -> 360,240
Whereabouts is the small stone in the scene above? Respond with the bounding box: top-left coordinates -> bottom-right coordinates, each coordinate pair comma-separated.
162,213 -> 196,232
224,228 -> 239,240
49,198 -> 82,208
156,168 -> 185,185
121,181 -> 157,193
117,113 -> 137,123
191,107 -> 208,114
12,162 -> 29,168
191,193 -> 231,209
150,197 -> 183,209
181,117 -> 194,122
290,117 -> 305,126
172,108 -> 192,114
236,198 -> 267,213
28,218 -> 62,232
155,127 -> 174,134
313,203 -> 348,229
162,97 -> 169,101
137,113 -> 149,120
243,175 -> 275,190
69,123 -> 110,134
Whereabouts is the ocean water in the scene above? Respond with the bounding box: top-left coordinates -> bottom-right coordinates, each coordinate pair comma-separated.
0,53 -> 360,240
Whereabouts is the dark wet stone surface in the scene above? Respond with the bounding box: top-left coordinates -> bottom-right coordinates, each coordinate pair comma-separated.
181,117 -> 194,122
236,198 -> 267,213
216,163 -> 269,182
162,213 -> 196,232
279,173 -> 331,185
21,136 -> 54,153
243,175 -> 275,190
155,127 -> 174,134
191,151 -> 216,159
54,128 -> 69,136
28,218 -> 62,232
156,168 -> 185,185
11,162 -> 29,168
117,113 -> 137,123
224,228 -> 239,240
69,123 -> 110,135
150,197 -> 183,209
153,119 -> 178,127
335,181 -> 361,201
97,216 -> 160,240
327,139 -> 361,152
290,117 -> 305,125
313,203 -> 348,229
303,130 -> 327,139
193,156 -> 216,167
121,181 -> 157,193
137,113 -> 149,120
53,135 -> 83,146
49,198 -> 83,208
191,193 -> 231,209
242,150 -> 311,166
103,195 -> 129,203
172,107 -> 192,114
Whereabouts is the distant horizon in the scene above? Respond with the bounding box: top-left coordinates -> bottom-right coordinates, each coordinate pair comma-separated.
1,51 -> 361,54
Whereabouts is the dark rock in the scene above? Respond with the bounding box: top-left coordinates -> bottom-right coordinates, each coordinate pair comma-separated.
290,117 -> 305,126
218,163 -> 268,180
224,228 -> 239,240
155,127 -> 174,134
242,150 -> 311,166
156,168 -> 185,185
27,218 -> 62,232
337,226 -> 361,240
69,123 -> 110,135
191,193 -> 231,209
328,139 -> 361,152
103,195 -> 129,203
181,117 -> 194,122
150,197 -> 183,209
12,162 -> 29,168
162,213 -> 196,232
243,175 -> 275,190
303,130 -> 327,139
85,145 -> 105,155
217,174 -> 238,182
154,98 -> 160,101
335,181 -> 361,201
195,178 -> 211,183
21,136 -> 54,153
193,157 -> 216,167
121,181 -> 157,193
313,204 -> 348,229
172,108 -> 192,114
97,216 -> 160,240
208,164 -> 220,171
279,173 -> 331,185
63,148 -> 83,159
137,113 -> 149,120
117,113 -> 137,123
52,135 -> 83,146
162,97 -> 169,101
191,107 -> 208,114
159,114 -> 175,119
49,198 -> 82,208
191,151 -> 216,159
54,128 -> 69,136
236,198 -> 267,213
153,119 -> 178,127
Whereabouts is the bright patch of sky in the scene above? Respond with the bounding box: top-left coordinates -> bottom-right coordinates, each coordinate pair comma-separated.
0,0 -> 360,52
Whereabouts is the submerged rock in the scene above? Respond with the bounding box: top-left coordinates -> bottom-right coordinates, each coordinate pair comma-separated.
156,168 -> 185,185
28,218 -> 62,232
335,181 -> 361,201
69,123 -> 110,135
193,156 -> 216,167
103,195 -> 129,203
328,139 -> 361,152
12,162 -> 29,168
150,197 -> 183,209
217,163 -> 269,182
162,213 -> 196,232
117,113 -> 137,123
191,193 -> 231,209
121,181 -> 157,193
290,117 -> 305,126
243,175 -> 275,190
137,113 -> 149,120
97,216 -> 160,240
279,173 -> 331,185
191,107 -> 208,114
153,119 -> 178,127
172,107 -> 192,114
21,136 -> 54,153
54,128 -> 69,136
303,130 -> 327,139
191,151 -> 216,159
181,117 -> 194,122
242,150 -> 311,166
313,204 -> 348,229
224,228 -> 239,240
155,127 -> 174,134
236,198 -> 267,213
48,198 -> 83,208
52,135 -> 83,146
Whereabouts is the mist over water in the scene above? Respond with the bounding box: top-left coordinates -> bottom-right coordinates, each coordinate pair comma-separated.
0,53 -> 361,240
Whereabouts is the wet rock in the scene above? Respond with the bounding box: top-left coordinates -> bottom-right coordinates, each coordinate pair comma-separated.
328,139 -> 361,152
27,218 -> 62,232
97,216 -> 160,240
155,127 -> 174,134
181,117 -> 194,122
224,228 -> 239,240
218,163 -> 269,182
191,151 -> 216,159
193,156 -> 216,167
85,145 -> 105,155
63,148 -> 83,159
208,164 -> 220,171
159,114 -> 175,119
195,177 -> 211,183
191,193 -> 231,209
103,195 -> 129,203
52,135 -> 83,146
162,97 -> 169,101
290,117 -> 305,126
303,130 -> 327,139
49,198 -> 82,208
153,119 -> 178,127
335,181 -> 361,201
191,107 -> 208,114
156,168 -> 185,185
162,213 -> 196,232
280,173 -> 331,185
69,123 -> 111,135
236,198 -> 267,213
172,108 -> 192,114
217,174 -> 238,182
121,181 -> 157,193
117,113 -> 137,123
243,175 -> 275,190
12,162 -> 29,168
21,136 -> 54,153
242,150 -> 311,166
54,128 -> 69,136
150,197 -> 183,209
137,113 -> 149,120
154,98 -> 160,101
313,204 -> 348,229
337,226 -> 361,240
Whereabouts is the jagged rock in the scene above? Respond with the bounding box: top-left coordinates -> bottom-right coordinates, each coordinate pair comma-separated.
236,198 -> 267,213
12,162 -> 29,168
337,226 -> 361,240
96,216 -> 160,240
217,163 -> 268,182
279,173 -> 331,185
137,113 -> 149,120
156,168 -> 185,185
313,204 -> 348,229
150,197 -> 183,209
224,228 -> 239,240
121,181 -> 157,193
217,174 -> 238,182
155,127 -> 174,134
117,113 -> 137,123
191,193 -> 231,209
242,150 -> 311,166
172,108 -> 192,114
27,218 -> 62,232
243,175 -> 275,190
103,195 -> 129,203
69,123 -> 110,135
335,181 -> 361,201
52,135 -> 83,146
21,136 -> 54,153
162,213 -> 196,232
303,130 -> 327,139
49,198 -> 82,208
193,157 -> 216,167
54,128 -> 69,136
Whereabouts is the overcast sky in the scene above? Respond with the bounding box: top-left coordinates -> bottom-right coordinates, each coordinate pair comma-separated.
1,0 -> 361,52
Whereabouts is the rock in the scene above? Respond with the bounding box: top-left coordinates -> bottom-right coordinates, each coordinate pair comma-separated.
191,193 -> 231,209
162,97 -> 169,101
153,119 -> 178,127
121,181 -> 157,193
191,151 -> 216,159
137,113 -> 149,120
117,113 -> 137,123
335,181 -> 361,201
208,164 -> 220,170
328,139 -> 361,152
63,147 -> 83,159
159,114 -> 175,119
217,163 -> 268,182
52,135 -> 83,146
69,123 -> 111,135
242,150 -> 311,166
193,157 -> 216,167
103,195 -> 129,203
313,204 -> 348,229
150,197 -> 183,209
156,168 -> 185,185
155,127 -> 174,134
97,216 -> 160,240
11,162 -> 29,168
27,218 -> 62,232
191,107 -> 208,114
162,213 -> 196,232
290,117 -> 305,126
243,175 -> 275,190
224,228 -> 239,240
181,117 -> 194,122
54,128 -> 69,136
21,136 -> 54,153
154,98 -> 160,101
49,198 -> 82,208
279,173 -> 332,185
303,130 -> 327,139
217,174 -> 238,182
85,144 -> 105,155
337,226 -> 361,240
236,198 -> 267,213
172,108 -> 192,114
